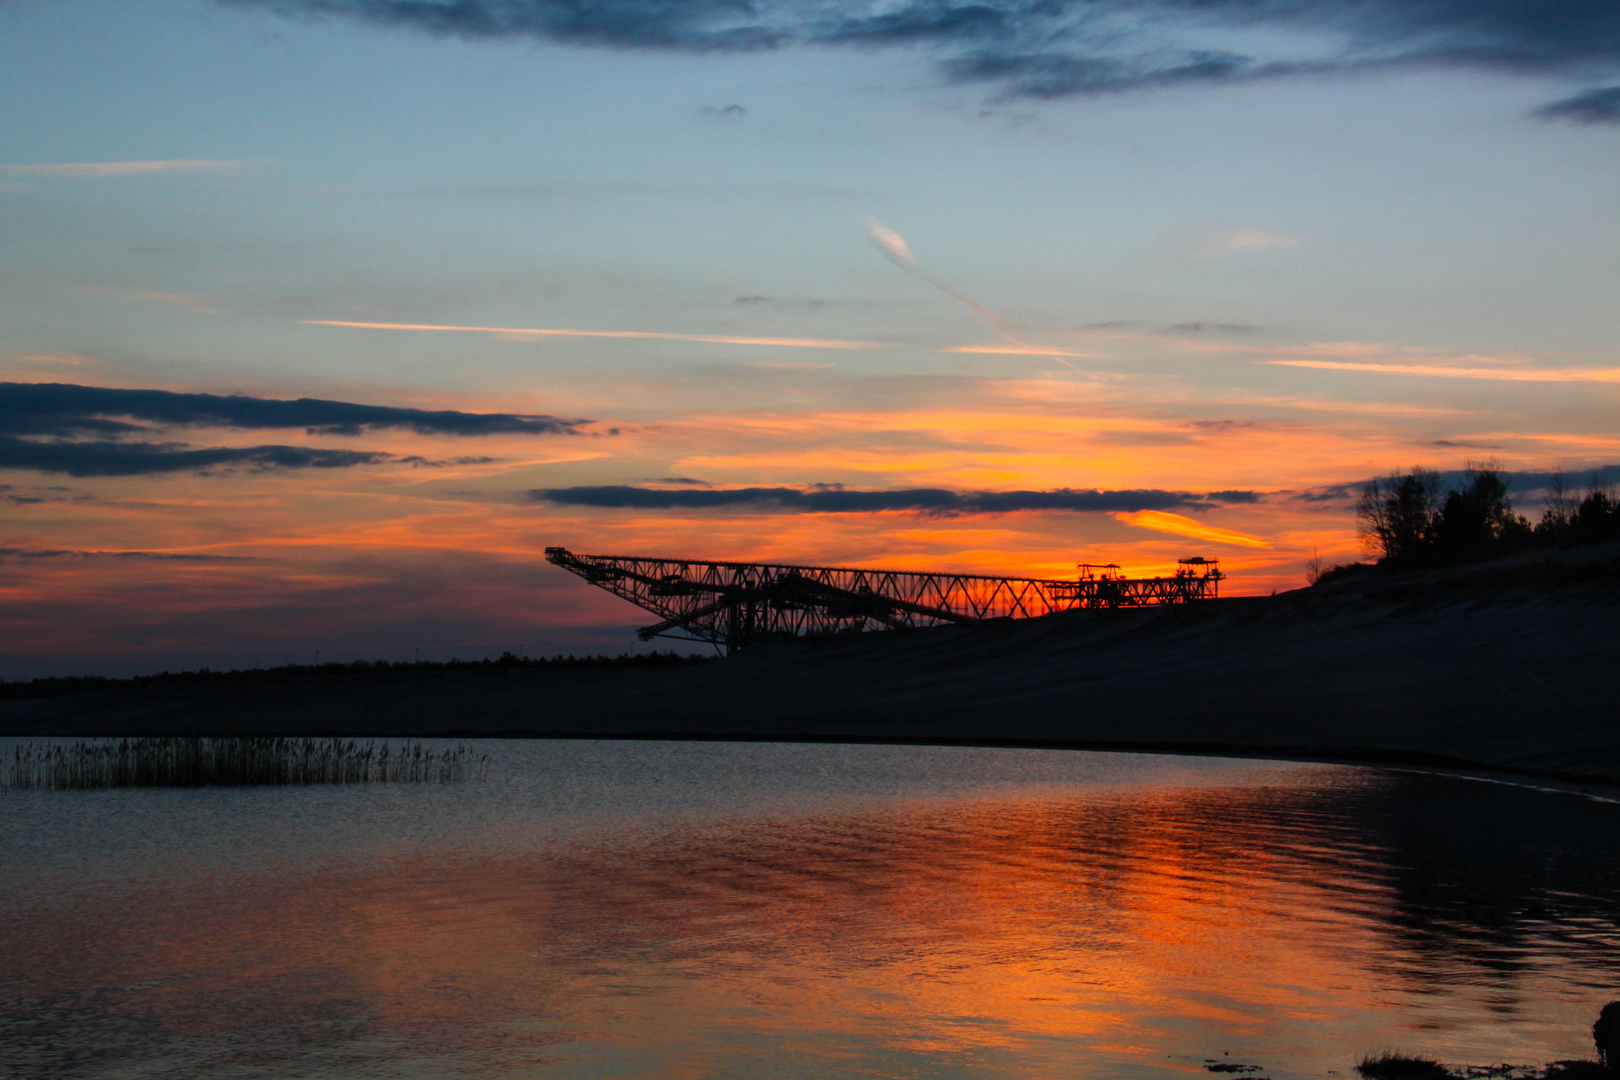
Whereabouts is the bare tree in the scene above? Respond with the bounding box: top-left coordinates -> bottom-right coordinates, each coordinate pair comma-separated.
1357,468 -> 1439,561
1587,469 -> 1616,504
1542,468 -> 1576,535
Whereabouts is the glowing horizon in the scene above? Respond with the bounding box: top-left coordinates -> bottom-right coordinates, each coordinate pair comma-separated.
2,1 -> 1617,674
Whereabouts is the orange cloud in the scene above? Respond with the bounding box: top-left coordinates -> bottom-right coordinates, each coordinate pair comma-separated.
18,334 -> 1610,671
1269,359 -> 1620,383
1114,510 -> 1272,549
9,352 -> 103,368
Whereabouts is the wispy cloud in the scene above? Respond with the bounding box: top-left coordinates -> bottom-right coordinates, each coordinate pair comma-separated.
9,353 -> 103,369
942,344 -> 1091,357
1269,359 -> 1620,383
303,320 -> 881,350
0,547 -> 259,563
1214,228 -> 1299,254
1114,509 -> 1271,549
864,217 -> 1081,364
1535,86 -> 1620,125
749,361 -> 838,371
78,286 -> 221,313
1164,225 -> 1302,268
0,160 -> 249,178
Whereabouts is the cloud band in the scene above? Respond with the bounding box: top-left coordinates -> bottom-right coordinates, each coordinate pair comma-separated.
0,382 -> 586,438
222,0 -> 1620,106
531,484 -> 1261,514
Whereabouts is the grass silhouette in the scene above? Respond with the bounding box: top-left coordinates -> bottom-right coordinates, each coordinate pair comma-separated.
2,737 -> 488,789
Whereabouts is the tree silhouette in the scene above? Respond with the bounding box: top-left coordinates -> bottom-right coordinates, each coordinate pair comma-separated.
1432,461 -> 1527,553
1357,467 -> 1439,561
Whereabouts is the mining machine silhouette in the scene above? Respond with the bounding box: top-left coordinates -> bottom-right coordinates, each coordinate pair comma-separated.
545,547 -> 1223,654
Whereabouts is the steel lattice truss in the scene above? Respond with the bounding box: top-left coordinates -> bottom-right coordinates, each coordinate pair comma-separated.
546,547 -> 1223,654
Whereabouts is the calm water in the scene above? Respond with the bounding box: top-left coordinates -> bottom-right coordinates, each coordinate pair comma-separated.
3,740 -> 1618,1079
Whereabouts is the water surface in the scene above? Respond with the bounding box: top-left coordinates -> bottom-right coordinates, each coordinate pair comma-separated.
3,740 -> 1617,1078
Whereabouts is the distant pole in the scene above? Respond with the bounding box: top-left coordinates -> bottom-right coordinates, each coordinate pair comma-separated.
414,647 -> 419,663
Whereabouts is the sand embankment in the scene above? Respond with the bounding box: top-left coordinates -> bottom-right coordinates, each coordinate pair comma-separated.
4,544 -> 1617,785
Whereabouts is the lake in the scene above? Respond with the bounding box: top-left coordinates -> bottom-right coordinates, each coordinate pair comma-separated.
3,740 -> 1617,1078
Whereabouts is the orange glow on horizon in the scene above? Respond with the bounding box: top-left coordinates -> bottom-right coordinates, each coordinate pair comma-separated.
4,328 -> 1606,669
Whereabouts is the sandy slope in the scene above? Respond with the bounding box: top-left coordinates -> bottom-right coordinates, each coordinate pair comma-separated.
5,544 -> 1617,784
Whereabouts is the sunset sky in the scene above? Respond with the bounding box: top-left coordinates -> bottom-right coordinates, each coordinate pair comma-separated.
3,0 -> 1618,676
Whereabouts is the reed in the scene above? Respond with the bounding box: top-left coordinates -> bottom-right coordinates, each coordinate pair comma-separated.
1,737 -> 489,790
1356,1052 -> 1454,1080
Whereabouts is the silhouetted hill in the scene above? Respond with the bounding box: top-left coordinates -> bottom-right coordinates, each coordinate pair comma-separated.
4,541 -> 1617,787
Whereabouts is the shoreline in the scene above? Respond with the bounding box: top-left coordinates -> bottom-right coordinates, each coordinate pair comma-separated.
7,728 -> 1619,805
6,544 -> 1617,791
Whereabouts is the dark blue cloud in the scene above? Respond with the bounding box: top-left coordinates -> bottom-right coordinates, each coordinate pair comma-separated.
221,0 -> 1620,102
0,383 -> 585,439
1535,86 -> 1620,124
941,49 -> 1289,100
223,0 -> 785,50
0,437 -> 391,477
0,383 -> 588,477
531,484 -> 1260,513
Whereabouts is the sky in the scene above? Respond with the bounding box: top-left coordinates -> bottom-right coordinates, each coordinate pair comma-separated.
1,0 -> 1617,676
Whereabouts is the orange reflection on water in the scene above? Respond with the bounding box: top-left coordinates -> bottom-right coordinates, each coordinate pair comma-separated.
5,773 -> 1615,1079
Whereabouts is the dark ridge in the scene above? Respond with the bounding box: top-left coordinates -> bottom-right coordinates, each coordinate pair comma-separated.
3,545 -> 1615,790
0,651 -> 713,701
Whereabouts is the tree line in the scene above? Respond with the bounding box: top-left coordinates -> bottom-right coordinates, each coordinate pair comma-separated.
0,650 -> 713,700
1355,462 -> 1618,565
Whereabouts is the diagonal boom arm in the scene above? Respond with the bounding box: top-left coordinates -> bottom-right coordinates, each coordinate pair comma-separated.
544,547 -> 1221,653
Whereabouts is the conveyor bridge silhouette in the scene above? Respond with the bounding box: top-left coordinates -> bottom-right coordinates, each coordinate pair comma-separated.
545,547 -> 1223,654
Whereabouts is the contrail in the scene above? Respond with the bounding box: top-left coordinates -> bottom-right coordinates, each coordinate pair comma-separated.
863,217 -> 1079,365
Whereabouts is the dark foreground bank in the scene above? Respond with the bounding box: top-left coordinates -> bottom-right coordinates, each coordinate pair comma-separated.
4,542 -> 1617,786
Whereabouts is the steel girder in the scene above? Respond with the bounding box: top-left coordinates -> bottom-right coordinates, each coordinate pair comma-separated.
544,547 -> 1223,654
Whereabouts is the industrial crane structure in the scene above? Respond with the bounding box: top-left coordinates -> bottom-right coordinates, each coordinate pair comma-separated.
544,547 -> 1223,654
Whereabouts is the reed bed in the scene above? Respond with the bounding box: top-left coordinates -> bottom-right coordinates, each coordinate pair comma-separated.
1,737 -> 489,790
